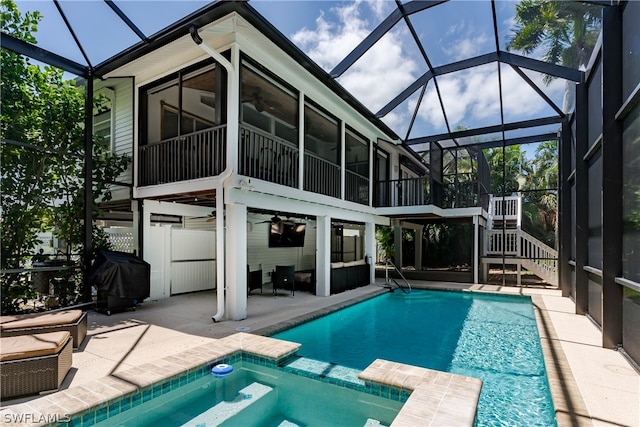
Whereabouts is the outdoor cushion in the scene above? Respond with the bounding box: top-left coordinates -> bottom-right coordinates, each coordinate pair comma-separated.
344,259 -> 366,267
0,331 -> 70,362
0,310 -> 83,331
331,262 -> 344,269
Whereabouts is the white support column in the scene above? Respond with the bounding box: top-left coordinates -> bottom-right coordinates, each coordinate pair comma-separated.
298,91 -> 305,191
131,200 -> 140,256
473,215 -> 479,284
415,225 -> 423,272
225,203 -> 247,320
393,223 -> 403,268
316,215 -> 331,296
340,121 -> 346,200
365,221 -> 375,284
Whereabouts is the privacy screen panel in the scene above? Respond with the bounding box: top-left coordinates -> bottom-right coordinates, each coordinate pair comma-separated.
587,149 -> 602,269
622,103 -> 640,283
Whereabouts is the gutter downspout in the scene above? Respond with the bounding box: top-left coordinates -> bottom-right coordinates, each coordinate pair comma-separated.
191,25 -> 235,322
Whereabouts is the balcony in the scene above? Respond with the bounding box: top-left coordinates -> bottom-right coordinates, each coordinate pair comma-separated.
138,126 -> 227,186
345,170 -> 369,205
239,125 -> 299,188
375,177 -> 431,207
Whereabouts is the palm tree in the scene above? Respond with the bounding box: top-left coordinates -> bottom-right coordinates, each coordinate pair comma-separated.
507,0 -> 601,83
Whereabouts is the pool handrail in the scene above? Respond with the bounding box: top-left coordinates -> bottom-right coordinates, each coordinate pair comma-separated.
385,258 -> 412,293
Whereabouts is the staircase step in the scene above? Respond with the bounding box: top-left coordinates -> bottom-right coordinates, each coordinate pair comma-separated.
183,382 -> 273,426
364,418 -> 387,427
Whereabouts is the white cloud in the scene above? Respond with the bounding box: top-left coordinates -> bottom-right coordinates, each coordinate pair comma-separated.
443,33 -> 490,61
289,1 -> 565,139
290,1 -> 418,113
413,64 -> 565,130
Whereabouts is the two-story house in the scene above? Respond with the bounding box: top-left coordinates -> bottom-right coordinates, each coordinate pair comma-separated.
94,2 -> 493,321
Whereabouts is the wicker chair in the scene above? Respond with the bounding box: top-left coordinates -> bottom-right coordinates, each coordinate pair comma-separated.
0,331 -> 73,400
0,309 -> 87,349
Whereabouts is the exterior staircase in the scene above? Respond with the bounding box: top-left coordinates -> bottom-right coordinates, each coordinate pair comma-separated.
484,194 -> 558,287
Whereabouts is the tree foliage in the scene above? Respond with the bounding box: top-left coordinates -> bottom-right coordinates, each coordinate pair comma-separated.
484,142 -> 558,247
506,0 -> 601,83
1,0 -> 129,313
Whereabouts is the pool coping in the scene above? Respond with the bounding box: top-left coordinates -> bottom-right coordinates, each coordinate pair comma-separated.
531,294 -> 592,427
0,328 -> 482,427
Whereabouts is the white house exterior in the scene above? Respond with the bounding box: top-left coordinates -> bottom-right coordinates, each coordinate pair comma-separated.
96,3 -> 486,321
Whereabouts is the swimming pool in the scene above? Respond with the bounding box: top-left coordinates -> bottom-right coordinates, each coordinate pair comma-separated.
90,360 -> 403,426
273,289 -> 556,426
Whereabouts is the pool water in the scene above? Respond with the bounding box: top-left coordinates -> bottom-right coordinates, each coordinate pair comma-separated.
273,290 -> 556,426
96,361 -> 402,426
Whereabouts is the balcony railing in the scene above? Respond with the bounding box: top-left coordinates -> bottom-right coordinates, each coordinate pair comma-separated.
375,177 -> 431,207
138,125 -> 226,186
304,152 -> 340,198
346,170 -> 369,205
239,125 -> 299,188
442,181 -> 479,208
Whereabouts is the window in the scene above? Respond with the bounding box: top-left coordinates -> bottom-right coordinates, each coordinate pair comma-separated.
240,61 -> 298,144
142,59 -> 218,145
345,129 -> 369,177
304,101 -> 340,164
93,88 -> 114,150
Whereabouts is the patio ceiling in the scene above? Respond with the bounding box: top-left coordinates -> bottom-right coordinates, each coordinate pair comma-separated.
3,0 -> 608,153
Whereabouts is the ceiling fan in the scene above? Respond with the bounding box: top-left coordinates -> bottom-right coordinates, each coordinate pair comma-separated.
189,210 -> 216,222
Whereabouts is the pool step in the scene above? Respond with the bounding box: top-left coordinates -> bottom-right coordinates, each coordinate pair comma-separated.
183,382 -> 273,426
364,418 -> 387,427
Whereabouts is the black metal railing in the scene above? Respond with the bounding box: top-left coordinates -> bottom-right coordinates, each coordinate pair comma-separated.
239,125 -> 299,188
138,125 -> 226,186
442,181 -> 478,208
346,170 -> 369,205
375,177 -> 431,207
304,152 -> 340,198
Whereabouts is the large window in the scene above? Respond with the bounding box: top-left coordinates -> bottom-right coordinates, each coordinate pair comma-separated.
240,61 -> 298,144
304,102 -> 340,164
142,59 -> 218,145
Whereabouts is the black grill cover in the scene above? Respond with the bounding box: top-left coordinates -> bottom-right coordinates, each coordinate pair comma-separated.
90,250 -> 150,300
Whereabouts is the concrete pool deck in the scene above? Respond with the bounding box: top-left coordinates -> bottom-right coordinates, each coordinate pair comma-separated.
1,280 -> 638,426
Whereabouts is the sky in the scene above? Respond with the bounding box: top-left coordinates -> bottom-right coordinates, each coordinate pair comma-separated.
13,0 -> 570,148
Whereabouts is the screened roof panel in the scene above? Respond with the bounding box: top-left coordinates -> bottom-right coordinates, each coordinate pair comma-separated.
3,0 -> 601,149
113,1 -> 210,37
499,63 -> 566,124
336,20 -> 424,114
408,82 -> 450,139
407,0 -> 496,68
497,0 -> 603,70
503,123 -> 561,141
437,62 -> 501,132
15,0 -> 143,65
518,67 -> 571,113
380,90 -> 423,141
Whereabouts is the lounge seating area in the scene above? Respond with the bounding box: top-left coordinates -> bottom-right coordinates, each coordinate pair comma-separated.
330,259 -> 369,294
0,309 -> 87,400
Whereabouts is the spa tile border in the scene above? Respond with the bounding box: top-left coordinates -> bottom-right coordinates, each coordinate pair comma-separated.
0,333 -> 300,427
359,359 -> 482,427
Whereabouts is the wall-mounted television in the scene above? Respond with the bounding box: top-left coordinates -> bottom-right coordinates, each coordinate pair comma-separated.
269,221 -> 306,247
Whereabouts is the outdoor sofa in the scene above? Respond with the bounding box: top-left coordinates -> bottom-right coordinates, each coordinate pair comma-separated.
0,309 -> 87,348
330,259 -> 370,294
0,331 -> 73,400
